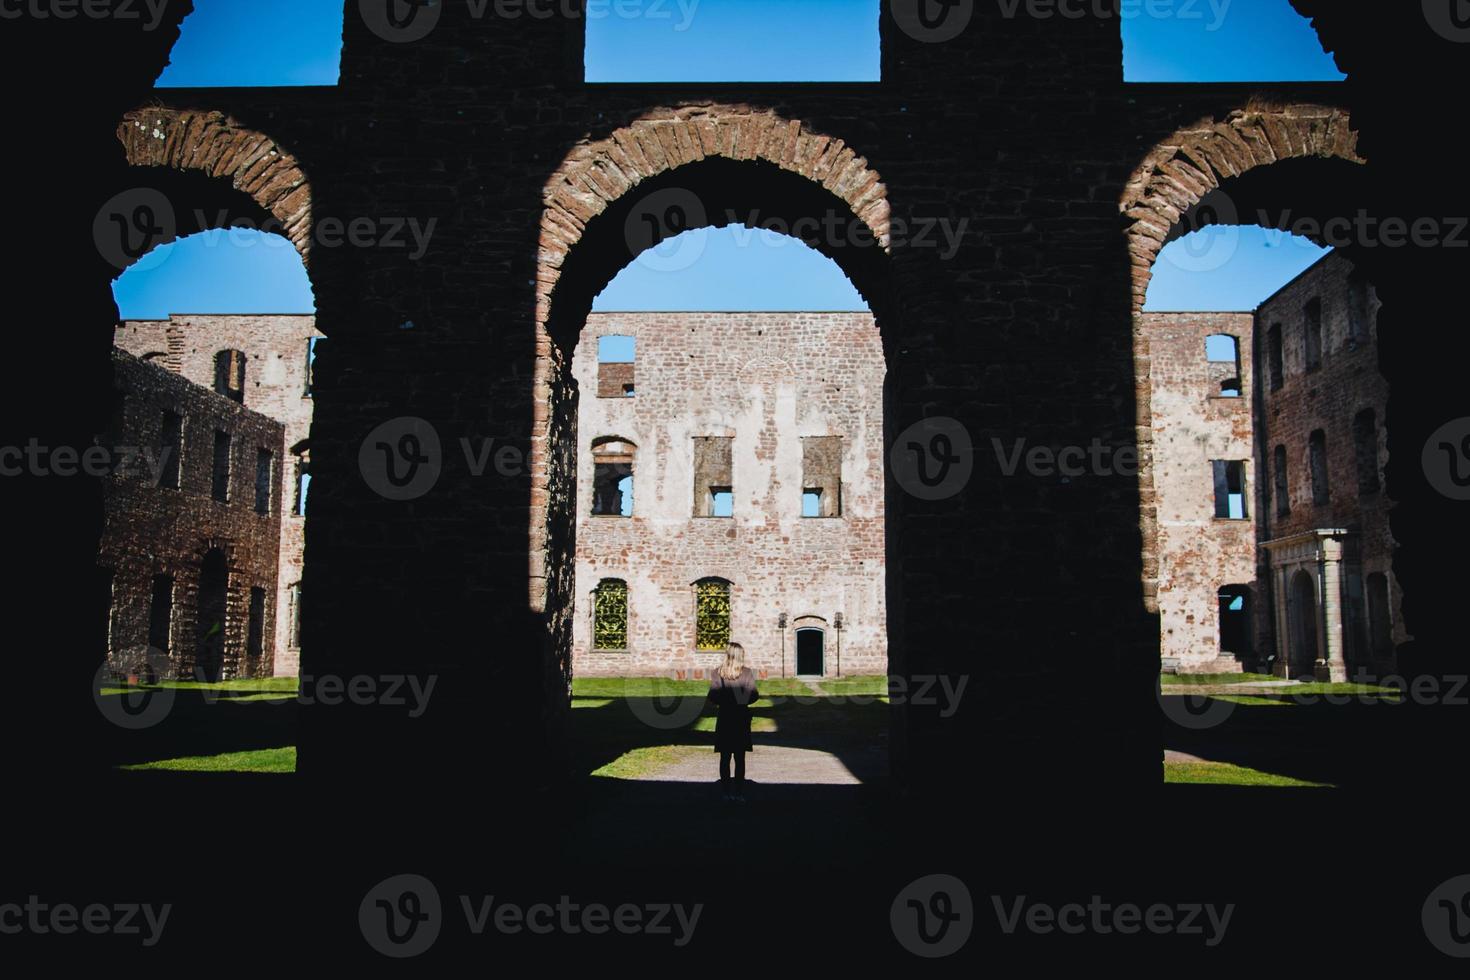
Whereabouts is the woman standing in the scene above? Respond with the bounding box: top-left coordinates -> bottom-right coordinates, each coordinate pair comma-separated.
707,641 -> 759,803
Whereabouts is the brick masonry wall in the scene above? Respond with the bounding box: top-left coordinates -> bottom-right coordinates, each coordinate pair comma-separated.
1254,252 -> 1407,650
98,349 -> 284,680
572,312 -> 885,677
115,315 -> 320,675
1141,311 -> 1259,671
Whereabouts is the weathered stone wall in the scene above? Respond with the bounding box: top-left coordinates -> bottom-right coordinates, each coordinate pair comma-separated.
1254,252 -> 1406,651
98,349 -> 284,680
115,314 -> 320,675
1141,311 -> 1259,671
572,312 -> 885,677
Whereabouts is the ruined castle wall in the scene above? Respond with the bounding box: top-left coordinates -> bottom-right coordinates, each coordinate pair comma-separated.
571,312 -> 886,677
115,314 -> 319,675
1254,252 -> 1406,652
98,350 -> 285,680
1142,311 -> 1259,671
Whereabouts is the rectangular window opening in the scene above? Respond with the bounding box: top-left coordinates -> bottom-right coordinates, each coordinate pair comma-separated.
255,449 -> 273,516
211,431 -> 232,503
1212,460 -> 1248,520
693,436 -> 734,517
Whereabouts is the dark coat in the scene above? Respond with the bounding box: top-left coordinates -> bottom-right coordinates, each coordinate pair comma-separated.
707,667 -> 760,753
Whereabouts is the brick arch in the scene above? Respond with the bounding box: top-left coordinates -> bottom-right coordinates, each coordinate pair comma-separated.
531,108 -> 890,615
1122,102 -> 1362,614
117,107 -> 313,263
537,107 -> 890,330
1121,103 -> 1361,313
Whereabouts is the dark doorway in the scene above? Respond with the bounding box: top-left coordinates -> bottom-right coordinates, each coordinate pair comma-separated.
1287,569 -> 1319,677
196,549 -> 228,682
1217,586 -> 1252,656
796,627 -> 824,677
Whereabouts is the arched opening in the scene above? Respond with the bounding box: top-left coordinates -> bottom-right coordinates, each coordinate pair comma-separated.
1124,103 -> 1413,683
547,111 -> 894,791
94,106 -> 322,778
1287,569 -> 1319,677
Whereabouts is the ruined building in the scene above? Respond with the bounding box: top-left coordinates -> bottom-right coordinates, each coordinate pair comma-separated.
114,314 -> 321,676
572,312 -> 886,677
98,348 -> 284,680
17,3 -> 1468,814
1145,251 -> 1403,677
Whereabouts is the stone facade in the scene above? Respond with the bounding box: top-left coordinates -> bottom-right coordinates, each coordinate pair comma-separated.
571,312 -> 886,678
1142,311 -> 1260,672
98,349 -> 284,680
1146,252 -> 1402,675
115,314 -> 321,676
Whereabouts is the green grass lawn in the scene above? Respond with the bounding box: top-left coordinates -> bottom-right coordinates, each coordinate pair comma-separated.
119,747 -> 296,773
1160,672 -> 1277,686
1164,761 -> 1332,788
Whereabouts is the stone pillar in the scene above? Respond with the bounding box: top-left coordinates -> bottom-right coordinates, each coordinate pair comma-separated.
1320,538 -> 1348,682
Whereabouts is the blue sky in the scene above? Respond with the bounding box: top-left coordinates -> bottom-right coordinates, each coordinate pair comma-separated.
119,0 -> 1344,318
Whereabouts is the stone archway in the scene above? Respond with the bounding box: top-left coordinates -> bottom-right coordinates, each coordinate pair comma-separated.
530,106 -> 892,615
1122,101 -> 1363,613
116,107 -> 314,264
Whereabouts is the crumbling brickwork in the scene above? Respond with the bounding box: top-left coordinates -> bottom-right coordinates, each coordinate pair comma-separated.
1254,251 -> 1405,669
115,315 -> 320,675
573,312 -> 885,677
98,349 -> 284,680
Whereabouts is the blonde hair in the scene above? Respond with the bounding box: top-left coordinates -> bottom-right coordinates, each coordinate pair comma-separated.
718,641 -> 747,680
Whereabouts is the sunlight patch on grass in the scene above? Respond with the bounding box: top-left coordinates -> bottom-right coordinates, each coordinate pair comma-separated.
119,746 -> 296,773
591,745 -> 705,780
1165,761 -> 1331,788
1160,673 -> 1276,686
571,698 -> 614,709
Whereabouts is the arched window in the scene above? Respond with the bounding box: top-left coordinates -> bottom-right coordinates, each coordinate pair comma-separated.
593,579 -> 629,651
1309,429 -> 1330,506
213,349 -> 246,403
1303,299 -> 1323,373
591,438 -> 636,517
1266,323 -> 1285,391
291,442 -> 311,517
1273,445 -> 1290,517
694,578 -> 732,651
1353,409 -> 1380,495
